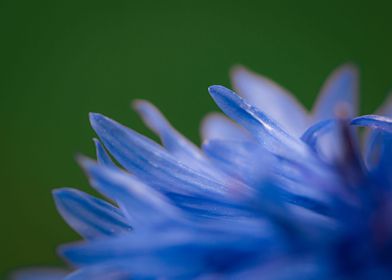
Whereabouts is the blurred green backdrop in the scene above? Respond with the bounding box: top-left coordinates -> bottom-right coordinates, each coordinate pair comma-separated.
1,0 -> 391,276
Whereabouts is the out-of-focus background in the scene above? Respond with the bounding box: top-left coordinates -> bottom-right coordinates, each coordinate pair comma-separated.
1,0 -> 391,277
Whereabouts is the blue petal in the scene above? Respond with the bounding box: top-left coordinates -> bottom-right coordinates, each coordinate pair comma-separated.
361,128 -> 392,184
206,145 -> 339,235
312,64 -> 358,121
133,100 -> 223,179
363,95 -> 392,169
202,139 -> 268,185
208,85 -> 314,162
63,260 -> 196,279
201,112 -> 250,141
133,100 -> 205,165
53,188 -> 132,239
208,86 -> 340,206
93,138 -> 117,169
372,131 -> 392,177
304,118 -> 365,184
89,112 -> 228,197
351,115 -> 392,132
60,227 -> 278,277
81,158 -> 245,223
64,264 -> 133,280
301,119 -> 346,163
79,157 -> 183,228
301,119 -> 336,151
231,66 -> 309,136
90,118 -> 250,220
230,257 -> 329,280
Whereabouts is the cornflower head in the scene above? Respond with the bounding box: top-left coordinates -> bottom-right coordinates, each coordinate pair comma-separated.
14,65 -> 392,280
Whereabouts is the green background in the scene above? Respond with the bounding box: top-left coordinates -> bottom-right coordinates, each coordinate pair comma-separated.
1,0 -> 391,277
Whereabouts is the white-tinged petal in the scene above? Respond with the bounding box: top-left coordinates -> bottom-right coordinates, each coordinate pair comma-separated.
231,65 -> 309,136
312,64 -> 358,121
200,112 -> 251,141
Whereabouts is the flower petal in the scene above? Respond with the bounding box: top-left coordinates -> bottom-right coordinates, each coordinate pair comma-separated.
301,119 -> 336,151
93,138 -> 117,169
89,112 -> 228,197
63,264 -> 133,280
301,119 -> 347,163
312,64 -> 358,121
133,100 -> 206,166
351,115 -> 392,132
79,157 -> 183,228
231,66 -> 309,136
202,139 -> 268,185
133,100 -> 225,179
200,112 -> 250,141
363,95 -> 392,169
60,227 -> 277,277
53,188 -> 132,239
351,115 -> 392,185
208,85 -> 313,162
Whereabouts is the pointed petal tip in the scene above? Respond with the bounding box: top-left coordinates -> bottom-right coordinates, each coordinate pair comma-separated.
230,64 -> 248,77
230,65 -> 265,85
132,99 -> 160,119
207,84 -> 220,93
131,99 -> 149,111
76,154 -> 96,172
57,242 -> 81,263
89,113 -> 127,143
208,85 -> 246,111
89,112 -> 100,127
89,112 -> 100,120
52,187 -> 70,200
92,138 -> 102,150
313,63 -> 359,121
208,85 -> 234,98
89,112 -> 109,128
334,63 -> 359,76
53,187 -> 84,201
52,187 -> 84,209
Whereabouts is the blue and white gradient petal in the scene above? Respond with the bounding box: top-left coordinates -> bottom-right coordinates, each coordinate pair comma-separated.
17,65 -> 392,279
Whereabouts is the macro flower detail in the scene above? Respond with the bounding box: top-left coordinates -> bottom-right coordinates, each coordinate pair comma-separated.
16,65 -> 392,279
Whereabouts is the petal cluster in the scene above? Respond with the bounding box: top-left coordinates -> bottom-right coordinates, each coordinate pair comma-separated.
20,65 -> 392,279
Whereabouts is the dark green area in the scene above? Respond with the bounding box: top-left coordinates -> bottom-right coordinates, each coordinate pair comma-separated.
1,0 -> 391,276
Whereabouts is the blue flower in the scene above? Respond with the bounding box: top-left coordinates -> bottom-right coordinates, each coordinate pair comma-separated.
15,65 -> 392,279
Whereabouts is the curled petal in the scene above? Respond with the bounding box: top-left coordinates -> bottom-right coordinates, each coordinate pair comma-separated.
351,115 -> 392,132
361,127 -> 392,185
301,119 -> 336,151
363,95 -> 392,169
300,119 -> 347,164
